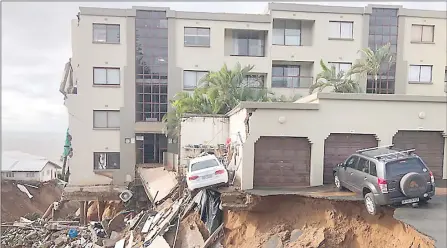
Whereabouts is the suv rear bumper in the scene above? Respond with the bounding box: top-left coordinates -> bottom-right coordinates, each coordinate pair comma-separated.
374,186 -> 435,206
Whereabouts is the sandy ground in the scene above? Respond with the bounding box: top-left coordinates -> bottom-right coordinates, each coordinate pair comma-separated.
1,180 -> 78,222
223,195 -> 434,248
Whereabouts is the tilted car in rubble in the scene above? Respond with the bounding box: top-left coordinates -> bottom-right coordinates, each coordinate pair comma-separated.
186,154 -> 229,192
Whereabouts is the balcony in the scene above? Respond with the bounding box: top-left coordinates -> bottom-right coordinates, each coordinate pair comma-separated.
271,76 -> 313,89
271,61 -> 314,98
224,29 -> 267,57
271,19 -> 315,61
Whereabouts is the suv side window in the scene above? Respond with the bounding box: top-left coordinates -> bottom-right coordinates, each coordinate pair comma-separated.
345,156 -> 359,169
369,161 -> 377,176
357,158 -> 370,173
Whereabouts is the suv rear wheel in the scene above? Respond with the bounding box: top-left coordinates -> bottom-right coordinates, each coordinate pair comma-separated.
364,193 -> 378,215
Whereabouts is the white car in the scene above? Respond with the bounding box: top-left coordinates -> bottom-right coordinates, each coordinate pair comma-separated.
186,154 -> 229,191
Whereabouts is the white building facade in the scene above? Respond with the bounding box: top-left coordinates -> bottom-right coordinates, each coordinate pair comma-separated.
59,3 -> 447,195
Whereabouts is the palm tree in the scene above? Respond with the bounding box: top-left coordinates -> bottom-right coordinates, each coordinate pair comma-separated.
348,43 -> 394,93
309,60 -> 361,94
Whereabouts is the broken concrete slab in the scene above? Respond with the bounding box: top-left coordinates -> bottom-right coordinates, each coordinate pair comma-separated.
148,236 -> 170,248
137,167 -> 177,204
263,235 -> 283,248
289,229 -> 303,243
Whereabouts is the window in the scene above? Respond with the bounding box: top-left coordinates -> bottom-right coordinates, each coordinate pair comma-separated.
26,172 -> 35,177
408,65 -> 432,83
385,158 -> 425,178
357,158 -> 369,173
411,25 -> 434,43
184,27 -> 210,47
183,70 -> 208,89
369,162 -> 377,176
328,62 -> 352,75
93,24 -> 120,43
241,75 -> 265,88
273,19 -> 301,46
232,30 -> 266,57
93,68 -> 120,85
93,152 -> 120,170
329,21 -> 353,39
190,159 -> 220,172
5,172 -> 14,178
345,156 -> 359,169
272,65 -> 301,88
93,110 -> 120,128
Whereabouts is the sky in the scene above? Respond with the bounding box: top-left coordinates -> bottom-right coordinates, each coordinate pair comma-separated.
1,1 -> 446,135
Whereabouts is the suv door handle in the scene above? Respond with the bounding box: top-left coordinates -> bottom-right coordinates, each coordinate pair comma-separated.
350,172 -> 354,176
364,177 -> 368,180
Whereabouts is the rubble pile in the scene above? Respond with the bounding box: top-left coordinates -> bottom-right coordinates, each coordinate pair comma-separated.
1,219 -> 98,248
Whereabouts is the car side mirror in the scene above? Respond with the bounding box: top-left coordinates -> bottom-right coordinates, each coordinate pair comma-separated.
339,163 -> 346,168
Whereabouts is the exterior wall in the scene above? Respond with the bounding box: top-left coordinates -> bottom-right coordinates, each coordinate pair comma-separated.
66,13 -> 130,186
400,16 -> 447,96
2,172 -> 40,182
40,163 -> 59,182
228,108 -> 247,184
179,116 -> 229,166
237,94 -> 447,190
173,18 -> 271,91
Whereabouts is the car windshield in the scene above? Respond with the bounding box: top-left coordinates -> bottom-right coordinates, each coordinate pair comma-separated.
386,157 -> 426,178
190,159 -> 220,172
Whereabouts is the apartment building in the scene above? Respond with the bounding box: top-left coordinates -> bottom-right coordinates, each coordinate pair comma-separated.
59,3 -> 446,195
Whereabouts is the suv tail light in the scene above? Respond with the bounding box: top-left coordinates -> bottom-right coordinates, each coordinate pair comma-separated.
429,171 -> 435,183
377,178 -> 388,193
188,175 -> 199,181
215,169 -> 225,175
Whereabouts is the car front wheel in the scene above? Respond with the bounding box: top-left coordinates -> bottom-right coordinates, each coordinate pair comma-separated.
334,174 -> 344,191
364,193 -> 378,215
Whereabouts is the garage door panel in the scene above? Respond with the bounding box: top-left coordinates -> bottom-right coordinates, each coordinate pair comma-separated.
323,133 -> 378,184
393,131 -> 444,180
254,136 -> 311,188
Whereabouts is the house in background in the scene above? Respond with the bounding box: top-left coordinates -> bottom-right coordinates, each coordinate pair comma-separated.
1,151 -> 61,182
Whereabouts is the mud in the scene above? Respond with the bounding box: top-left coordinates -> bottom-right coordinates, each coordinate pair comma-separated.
1,180 -> 78,222
223,195 -> 434,248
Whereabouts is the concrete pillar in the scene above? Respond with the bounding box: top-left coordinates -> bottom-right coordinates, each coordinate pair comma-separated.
98,201 -> 106,221
79,201 -> 85,226
309,140 -> 324,187
84,201 -> 88,226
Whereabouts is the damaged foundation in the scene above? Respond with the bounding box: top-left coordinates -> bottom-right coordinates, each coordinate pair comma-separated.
223,195 -> 435,248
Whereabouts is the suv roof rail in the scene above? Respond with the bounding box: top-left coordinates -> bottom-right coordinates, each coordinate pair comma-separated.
356,144 -> 393,153
374,149 -> 416,160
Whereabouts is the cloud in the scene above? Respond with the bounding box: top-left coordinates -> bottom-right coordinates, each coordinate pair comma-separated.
1,2 -> 444,133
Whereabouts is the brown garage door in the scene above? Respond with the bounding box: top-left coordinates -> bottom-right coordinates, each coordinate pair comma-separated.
393,131 -> 445,180
323,133 -> 378,184
254,136 -> 311,188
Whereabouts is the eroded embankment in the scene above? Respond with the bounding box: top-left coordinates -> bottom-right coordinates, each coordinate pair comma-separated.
223,195 -> 434,248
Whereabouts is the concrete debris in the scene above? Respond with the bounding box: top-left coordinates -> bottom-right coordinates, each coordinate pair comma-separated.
17,184 -> 33,199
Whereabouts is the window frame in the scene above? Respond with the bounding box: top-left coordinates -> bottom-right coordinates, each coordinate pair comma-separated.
93,152 -> 120,170
272,19 -> 302,46
92,23 -> 121,44
271,65 -> 302,88
183,70 -> 208,90
241,74 -> 266,88
93,67 -> 121,86
329,21 -> 354,39
411,24 -> 435,43
231,30 -> 266,57
345,155 -> 360,169
93,110 -> 120,129
328,62 -> 352,75
26,172 -> 35,178
6,172 -> 14,178
184,27 -> 211,47
408,65 -> 433,84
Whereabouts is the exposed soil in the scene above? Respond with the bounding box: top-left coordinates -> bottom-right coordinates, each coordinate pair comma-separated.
223,195 -> 434,248
1,180 -> 78,222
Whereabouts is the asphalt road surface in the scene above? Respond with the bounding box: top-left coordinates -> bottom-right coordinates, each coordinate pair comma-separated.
394,186 -> 447,248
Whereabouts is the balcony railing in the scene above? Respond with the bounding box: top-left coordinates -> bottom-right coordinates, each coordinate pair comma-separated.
271,76 -> 313,88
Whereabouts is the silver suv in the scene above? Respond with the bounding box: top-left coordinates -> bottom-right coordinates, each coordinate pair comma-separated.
333,145 -> 436,215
